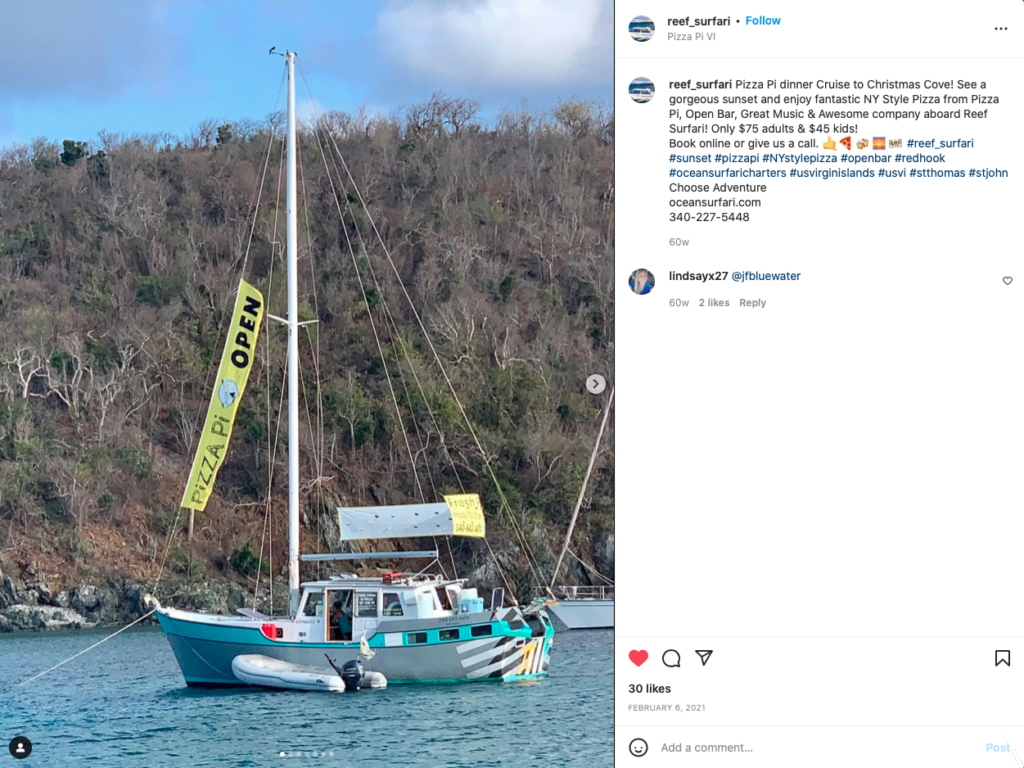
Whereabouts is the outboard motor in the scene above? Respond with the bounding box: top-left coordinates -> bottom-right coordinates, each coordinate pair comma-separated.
340,659 -> 364,692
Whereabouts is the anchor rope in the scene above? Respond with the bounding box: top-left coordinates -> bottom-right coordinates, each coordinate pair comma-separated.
12,609 -> 156,688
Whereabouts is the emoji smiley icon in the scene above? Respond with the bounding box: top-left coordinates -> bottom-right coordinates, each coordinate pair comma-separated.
629,738 -> 649,757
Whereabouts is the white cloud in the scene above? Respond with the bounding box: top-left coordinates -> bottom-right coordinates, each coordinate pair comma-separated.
378,0 -> 610,88
0,0 -> 180,101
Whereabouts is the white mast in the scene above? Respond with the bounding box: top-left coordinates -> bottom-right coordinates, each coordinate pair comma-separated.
285,51 -> 301,617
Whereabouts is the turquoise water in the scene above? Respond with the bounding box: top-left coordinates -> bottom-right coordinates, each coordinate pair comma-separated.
1,627 -> 611,767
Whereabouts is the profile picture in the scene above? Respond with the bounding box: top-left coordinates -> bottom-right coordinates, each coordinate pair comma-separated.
629,16 -> 654,42
629,77 -> 655,104
628,268 -> 655,295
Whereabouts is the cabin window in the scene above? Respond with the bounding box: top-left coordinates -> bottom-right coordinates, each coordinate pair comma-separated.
439,628 -> 460,641
407,632 -> 428,644
382,592 -> 403,617
435,587 -> 452,611
356,592 -> 379,618
470,624 -> 492,638
302,591 -> 324,617
445,585 -> 462,612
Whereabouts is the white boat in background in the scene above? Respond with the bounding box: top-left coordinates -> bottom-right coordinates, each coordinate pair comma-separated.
547,586 -> 613,631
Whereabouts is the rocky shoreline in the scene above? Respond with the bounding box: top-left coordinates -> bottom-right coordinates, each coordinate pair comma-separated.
0,532 -> 614,634
0,567 -> 287,633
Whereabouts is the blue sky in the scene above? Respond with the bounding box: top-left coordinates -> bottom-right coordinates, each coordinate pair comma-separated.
0,0 -> 612,149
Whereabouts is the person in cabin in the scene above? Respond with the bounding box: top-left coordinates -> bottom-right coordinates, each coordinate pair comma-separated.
331,596 -> 353,641
329,600 -> 342,641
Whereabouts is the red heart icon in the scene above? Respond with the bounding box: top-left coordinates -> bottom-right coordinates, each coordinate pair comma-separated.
628,649 -> 649,667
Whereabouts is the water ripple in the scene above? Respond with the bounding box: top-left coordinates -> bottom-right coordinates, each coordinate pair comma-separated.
0,626 -> 612,767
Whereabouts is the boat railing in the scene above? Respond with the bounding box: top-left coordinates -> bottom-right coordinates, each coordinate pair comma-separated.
541,585 -> 615,601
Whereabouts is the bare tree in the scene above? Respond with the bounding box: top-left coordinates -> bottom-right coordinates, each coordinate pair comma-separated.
2,347 -> 45,399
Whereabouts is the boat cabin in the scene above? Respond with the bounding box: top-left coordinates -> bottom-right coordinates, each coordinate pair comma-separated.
292,574 -> 491,644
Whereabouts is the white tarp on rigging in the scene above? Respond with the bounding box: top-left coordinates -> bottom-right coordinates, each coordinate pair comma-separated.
338,495 -> 486,541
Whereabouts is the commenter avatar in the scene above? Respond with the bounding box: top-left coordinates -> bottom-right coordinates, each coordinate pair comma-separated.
629,268 -> 655,295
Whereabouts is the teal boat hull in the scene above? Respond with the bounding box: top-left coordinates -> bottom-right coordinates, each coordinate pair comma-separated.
156,606 -> 553,688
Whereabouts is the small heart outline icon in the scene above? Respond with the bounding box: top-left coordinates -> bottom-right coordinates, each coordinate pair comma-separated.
1003,277 -> 1013,285
628,649 -> 649,667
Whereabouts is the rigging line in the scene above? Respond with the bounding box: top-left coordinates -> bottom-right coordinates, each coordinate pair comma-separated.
294,69 -> 419,488
152,506 -> 184,596
393,335 -> 467,494
312,134 -> 443,502
13,608 -> 157,688
20,75 -> 290,691
376,305 -> 453,580
258,363 -> 290,603
374,275 -> 460,580
385,342 -> 468,585
296,67 -> 515,599
566,548 -> 614,586
294,95 -> 467,584
379,300 -> 432,501
291,74 -> 442,501
297,341 -> 321,485
481,537 -> 517,603
255,129 -> 287,609
550,386 -> 614,592
296,114 -> 463,501
296,324 -> 322,576
305,112 -> 425,503
166,78 -> 287,596
297,137 -> 327,579
303,114 -> 460,579
376,308 -> 451,579
299,80 -> 538,598
240,68 -> 286,279
311,107 -> 546,589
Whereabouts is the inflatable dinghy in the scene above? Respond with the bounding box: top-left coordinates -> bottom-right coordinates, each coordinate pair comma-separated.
231,654 -> 387,692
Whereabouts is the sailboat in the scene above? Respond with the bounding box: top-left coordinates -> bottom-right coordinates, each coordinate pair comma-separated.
151,51 -> 554,688
544,388 -> 614,631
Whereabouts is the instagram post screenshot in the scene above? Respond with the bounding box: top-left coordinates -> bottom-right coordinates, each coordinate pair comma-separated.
0,3 -> 614,766
616,0 -> 1022,766
2,1 -> 1020,766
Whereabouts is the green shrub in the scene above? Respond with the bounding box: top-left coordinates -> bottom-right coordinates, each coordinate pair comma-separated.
136,274 -> 185,307
230,541 -> 269,577
96,490 -> 119,511
114,446 -> 151,480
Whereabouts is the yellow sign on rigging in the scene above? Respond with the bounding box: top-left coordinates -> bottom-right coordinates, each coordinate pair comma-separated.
443,493 -> 487,538
180,279 -> 265,511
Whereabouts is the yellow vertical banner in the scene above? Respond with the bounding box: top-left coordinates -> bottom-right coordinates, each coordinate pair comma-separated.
443,493 -> 487,538
180,279 -> 265,511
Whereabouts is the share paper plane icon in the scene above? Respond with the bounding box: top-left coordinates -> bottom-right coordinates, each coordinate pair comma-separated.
695,650 -> 713,666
